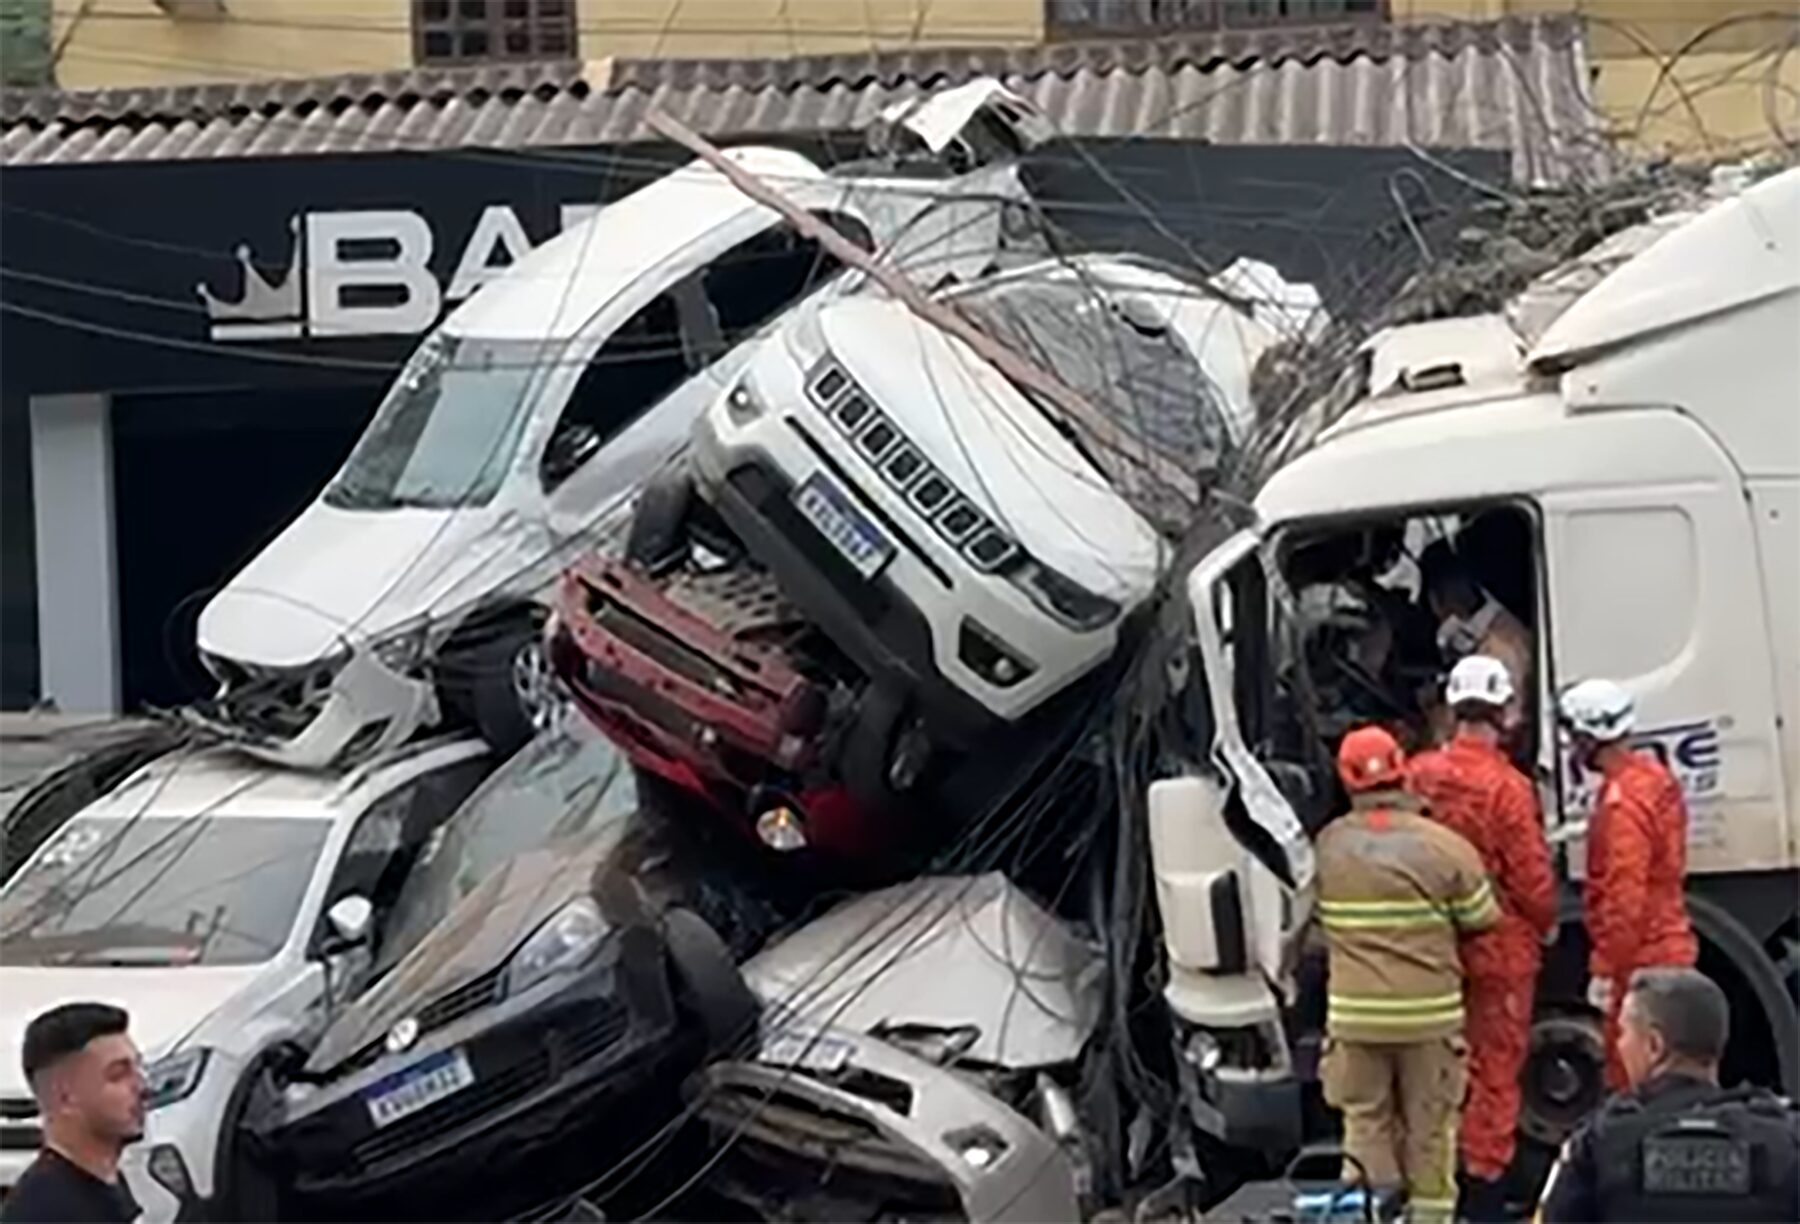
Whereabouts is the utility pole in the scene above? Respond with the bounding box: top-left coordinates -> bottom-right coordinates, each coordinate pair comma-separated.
644,108 -> 1199,509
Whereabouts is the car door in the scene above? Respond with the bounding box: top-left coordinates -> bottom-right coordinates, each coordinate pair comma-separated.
536,210 -> 874,548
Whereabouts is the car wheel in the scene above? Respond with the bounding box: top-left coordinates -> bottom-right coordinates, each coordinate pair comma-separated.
663,908 -> 760,1057
215,1055 -> 288,1224
840,682 -> 915,813
466,615 -> 556,757
626,465 -> 694,577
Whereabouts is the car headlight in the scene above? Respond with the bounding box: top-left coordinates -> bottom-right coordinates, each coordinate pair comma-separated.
504,895 -> 609,996
723,380 -> 767,425
371,623 -> 430,673
1007,558 -> 1120,632
144,1048 -> 210,1112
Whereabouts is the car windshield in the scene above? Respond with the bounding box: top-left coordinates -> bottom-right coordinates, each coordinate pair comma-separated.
954,277 -> 1229,516
324,333 -> 557,511
374,719 -> 639,975
0,816 -> 329,967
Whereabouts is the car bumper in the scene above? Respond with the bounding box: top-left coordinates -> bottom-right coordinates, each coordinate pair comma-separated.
186,647 -> 436,770
698,1027 -> 1080,1223
267,937 -> 685,1204
553,557 -> 824,793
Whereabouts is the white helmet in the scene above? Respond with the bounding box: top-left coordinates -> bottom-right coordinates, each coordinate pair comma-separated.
1445,654 -> 1514,708
1558,679 -> 1635,742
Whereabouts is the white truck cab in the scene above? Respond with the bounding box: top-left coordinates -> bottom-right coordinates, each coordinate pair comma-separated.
1151,167 -> 1800,1161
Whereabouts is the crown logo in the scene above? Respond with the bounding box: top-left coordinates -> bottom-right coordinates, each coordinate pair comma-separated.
197,215 -> 304,339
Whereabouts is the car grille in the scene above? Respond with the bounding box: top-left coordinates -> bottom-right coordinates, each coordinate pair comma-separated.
704,1079 -> 960,1215
0,1097 -> 41,1152
805,359 -> 1022,575
347,1002 -> 631,1173
337,968 -> 507,1076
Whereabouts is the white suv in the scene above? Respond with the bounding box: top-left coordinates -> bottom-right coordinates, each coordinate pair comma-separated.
687,255 -> 1281,789
0,738 -> 490,1222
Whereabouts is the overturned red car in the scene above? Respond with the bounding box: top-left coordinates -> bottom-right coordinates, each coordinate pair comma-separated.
550,552 -> 915,870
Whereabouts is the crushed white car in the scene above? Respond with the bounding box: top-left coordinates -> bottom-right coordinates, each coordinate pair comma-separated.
697,873 -> 1101,1222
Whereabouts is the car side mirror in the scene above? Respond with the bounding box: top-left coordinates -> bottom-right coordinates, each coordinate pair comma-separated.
323,895 -> 373,951
544,425 -> 601,487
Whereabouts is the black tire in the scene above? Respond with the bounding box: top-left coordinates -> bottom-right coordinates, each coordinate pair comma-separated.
626,466 -> 695,577
462,615 -> 549,758
214,1055 -> 287,1224
663,907 -> 760,1057
839,682 -> 908,814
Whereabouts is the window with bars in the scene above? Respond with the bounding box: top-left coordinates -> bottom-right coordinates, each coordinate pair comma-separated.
1046,0 -> 1385,38
414,0 -> 576,66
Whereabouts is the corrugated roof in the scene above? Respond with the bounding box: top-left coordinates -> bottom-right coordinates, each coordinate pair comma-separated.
0,15 -> 1604,183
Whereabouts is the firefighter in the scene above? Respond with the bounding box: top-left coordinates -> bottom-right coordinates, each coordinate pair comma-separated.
1407,655 -> 1557,1220
1318,725 -> 1501,1224
1557,679 -> 1698,1091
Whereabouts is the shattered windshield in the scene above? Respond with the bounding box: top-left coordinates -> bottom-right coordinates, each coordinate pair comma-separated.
325,333 -> 554,511
954,277 -> 1231,490
0,816 -> 328,967
375,720 -> 639,975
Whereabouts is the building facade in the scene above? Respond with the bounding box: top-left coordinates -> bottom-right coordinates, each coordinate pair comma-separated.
13,2 -> 1796,160
0,14 -> 1603,714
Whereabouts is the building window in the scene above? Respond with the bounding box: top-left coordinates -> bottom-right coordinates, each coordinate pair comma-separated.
414,0 -> 576,66
1046,0 -> 1384,38
0,0 -> 54,88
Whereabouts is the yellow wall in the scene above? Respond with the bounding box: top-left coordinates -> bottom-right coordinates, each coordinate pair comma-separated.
580,0 -> 1041,60
53,1 -> 412,89
49,0 -> 1039,88
45,0 -> 1799,160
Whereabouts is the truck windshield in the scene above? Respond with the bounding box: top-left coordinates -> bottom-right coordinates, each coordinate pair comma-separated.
325,333 -> 554,511
0,816 -> 329,967
955,278 -> 1231,486
374,719 -> 638,975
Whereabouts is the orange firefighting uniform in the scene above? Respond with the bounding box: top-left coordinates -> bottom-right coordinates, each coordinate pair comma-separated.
1587,748 -> 1698,1089
1407,732 -> 1556,1181
1317,789 -> 1500,1223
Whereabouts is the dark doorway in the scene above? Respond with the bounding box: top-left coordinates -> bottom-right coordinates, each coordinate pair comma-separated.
111,385 -> 380,710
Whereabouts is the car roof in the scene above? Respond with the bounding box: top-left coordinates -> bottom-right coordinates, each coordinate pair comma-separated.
442,146 -> 827,344
78,737 -> 487,823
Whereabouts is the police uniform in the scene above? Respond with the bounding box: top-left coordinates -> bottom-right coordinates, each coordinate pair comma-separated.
1535,1072 -> 1800,1222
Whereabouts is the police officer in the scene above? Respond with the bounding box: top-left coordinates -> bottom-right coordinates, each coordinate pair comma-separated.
1536,967 -> 1799,1222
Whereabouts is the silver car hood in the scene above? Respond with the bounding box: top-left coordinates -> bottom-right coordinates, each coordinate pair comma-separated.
742,872 -> 1102,1070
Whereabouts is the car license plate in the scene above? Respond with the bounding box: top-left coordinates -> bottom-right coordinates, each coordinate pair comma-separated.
793,475 -> 894,580
758,1028 -> 855,1074
363,1049 -> 475,1128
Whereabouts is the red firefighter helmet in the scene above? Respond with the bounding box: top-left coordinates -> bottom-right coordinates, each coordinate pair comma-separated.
1337,725 -> 1406,793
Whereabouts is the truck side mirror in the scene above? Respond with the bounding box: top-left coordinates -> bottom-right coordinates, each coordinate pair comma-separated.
323,895 -> 373,951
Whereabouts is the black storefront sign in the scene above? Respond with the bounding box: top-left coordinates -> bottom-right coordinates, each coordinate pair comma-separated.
0,138 -> 1504,401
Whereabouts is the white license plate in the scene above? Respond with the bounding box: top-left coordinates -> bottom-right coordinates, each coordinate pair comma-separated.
758,1028 -> 855,1074
793,475 -> 894,580
363,1049 -> 475,1128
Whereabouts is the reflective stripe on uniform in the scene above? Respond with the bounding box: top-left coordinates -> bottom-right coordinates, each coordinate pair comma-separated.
1327,991 -> 1465,1027
1319,898 -> 1451,929
1450,879 -> 1499,924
